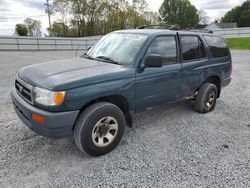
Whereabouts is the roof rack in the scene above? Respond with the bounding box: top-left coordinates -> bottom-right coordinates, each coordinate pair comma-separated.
136,24 -> 213,34
182,29 -> 213,34
137,24 -> 179,30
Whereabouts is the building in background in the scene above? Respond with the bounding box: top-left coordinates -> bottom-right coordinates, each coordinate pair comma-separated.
205,22 -> 237,30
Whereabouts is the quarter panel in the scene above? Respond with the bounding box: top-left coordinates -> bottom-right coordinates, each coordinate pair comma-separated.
181,60 -> 207,97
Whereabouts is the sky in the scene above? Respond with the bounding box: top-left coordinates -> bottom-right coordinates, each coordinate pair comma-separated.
0,0 -> 247,36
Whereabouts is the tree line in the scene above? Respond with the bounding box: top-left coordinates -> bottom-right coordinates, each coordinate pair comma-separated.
15,18 -> 42,37
221,0 -> 250,27
50,0 -> 159,37
14,0 -> 250,37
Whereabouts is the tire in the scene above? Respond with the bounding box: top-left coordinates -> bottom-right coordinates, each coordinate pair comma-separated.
73,102 -> 126,156
194,83 -> 218,114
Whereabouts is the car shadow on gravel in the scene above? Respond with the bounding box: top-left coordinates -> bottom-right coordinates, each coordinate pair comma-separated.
20,100 -> 194,158
131,100 -> 194,130
78,101 -> 193,154
4,100 -> 194,159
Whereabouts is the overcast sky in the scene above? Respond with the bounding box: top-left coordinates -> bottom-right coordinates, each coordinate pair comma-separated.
0,0 -> 247,36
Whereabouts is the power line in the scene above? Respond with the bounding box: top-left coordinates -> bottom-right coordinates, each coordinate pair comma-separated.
0,28 -> 14,30
0,15 -> 47,20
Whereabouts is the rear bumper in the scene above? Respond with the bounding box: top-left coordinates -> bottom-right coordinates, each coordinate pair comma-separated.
222,77 -> 232,87
11,89 -> 79,138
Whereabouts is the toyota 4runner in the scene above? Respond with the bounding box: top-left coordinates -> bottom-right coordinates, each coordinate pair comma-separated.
11,29 -> 232,156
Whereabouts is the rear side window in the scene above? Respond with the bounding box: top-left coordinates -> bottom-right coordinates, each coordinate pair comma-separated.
203,35 -> 229,58
181,36 -> 206,61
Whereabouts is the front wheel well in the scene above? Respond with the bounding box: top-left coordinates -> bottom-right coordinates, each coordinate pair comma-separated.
202,76 -> 221,98
77,95 -> 133,128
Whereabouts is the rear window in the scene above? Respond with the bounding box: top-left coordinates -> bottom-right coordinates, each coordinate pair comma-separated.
203,35 -> 229,58
181,36 -> 206,61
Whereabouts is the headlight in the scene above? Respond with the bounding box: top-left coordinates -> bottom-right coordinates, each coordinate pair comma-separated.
34,87 -> 66,106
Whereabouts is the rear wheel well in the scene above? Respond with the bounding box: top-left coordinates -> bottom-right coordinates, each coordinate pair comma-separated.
77,95 -> 132,128
203,76 -> 221,98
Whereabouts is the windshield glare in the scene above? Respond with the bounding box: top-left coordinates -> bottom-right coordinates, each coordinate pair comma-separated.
86,33 -> 148,64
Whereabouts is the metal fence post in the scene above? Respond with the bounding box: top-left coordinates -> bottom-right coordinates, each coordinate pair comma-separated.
16,37 -> 20,51
37,38 -> 40,51
55,39 -> 57,50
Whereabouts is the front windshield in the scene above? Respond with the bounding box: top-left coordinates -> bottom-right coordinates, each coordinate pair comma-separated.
86,33 -> 148,64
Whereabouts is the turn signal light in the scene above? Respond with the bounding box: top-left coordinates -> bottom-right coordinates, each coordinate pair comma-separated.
32,113 -> 46,124
53,92 -> 65,106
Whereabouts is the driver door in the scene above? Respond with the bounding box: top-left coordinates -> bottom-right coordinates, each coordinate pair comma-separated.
135,35 -> 182,112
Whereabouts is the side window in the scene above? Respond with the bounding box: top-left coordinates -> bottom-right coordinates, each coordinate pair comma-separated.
146,36 -> 177,65
203,35 -> 229,58
181,36 -> 206,61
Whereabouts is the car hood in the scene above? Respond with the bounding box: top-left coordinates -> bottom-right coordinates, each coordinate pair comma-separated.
18,57 -> 134,90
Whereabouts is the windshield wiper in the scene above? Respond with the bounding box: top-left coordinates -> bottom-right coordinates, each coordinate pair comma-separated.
81,54 -> 93,60
96,56 -> 119,64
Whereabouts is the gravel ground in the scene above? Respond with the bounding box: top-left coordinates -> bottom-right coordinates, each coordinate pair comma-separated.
0,51 -> 249,188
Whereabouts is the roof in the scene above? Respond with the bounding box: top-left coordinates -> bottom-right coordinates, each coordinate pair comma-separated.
219,23 -> 237,28
114,29 -> 213,36
114,29 -> 177,35
205,22 -> 237,29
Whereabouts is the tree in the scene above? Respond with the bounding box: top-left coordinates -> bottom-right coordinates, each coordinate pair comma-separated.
221,0 -> 250,27
159,0 -> 199,29
221,6 -> 241,23
199,10 -> 210,24
48,22 -> 69,37
69,0 -> 158,37
85,0 -> 107,36
70,0 -> 88,37
15,24 -> 28,36
53,0 -> 71,36
24,18 -> 42,37
236,0 -> 250,27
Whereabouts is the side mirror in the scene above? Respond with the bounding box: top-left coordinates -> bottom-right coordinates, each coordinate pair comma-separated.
143,54 -> 163,68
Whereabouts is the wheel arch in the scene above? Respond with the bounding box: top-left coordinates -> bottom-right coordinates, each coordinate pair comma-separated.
75,95 -> 133,128
202,75 -> 221,98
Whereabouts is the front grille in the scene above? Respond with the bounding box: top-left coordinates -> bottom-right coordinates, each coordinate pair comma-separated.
15,77 -> 33,104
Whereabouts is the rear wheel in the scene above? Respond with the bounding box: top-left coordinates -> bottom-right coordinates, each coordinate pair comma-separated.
73,102 -> 126,156
194,83 -> 218,113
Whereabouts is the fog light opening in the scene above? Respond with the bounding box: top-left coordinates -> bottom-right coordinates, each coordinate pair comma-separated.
32,113 -> 46,124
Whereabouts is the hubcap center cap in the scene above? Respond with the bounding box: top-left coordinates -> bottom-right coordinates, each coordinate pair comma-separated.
98,125 -> 108,136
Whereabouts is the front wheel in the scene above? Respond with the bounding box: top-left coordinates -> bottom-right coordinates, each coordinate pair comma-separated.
194,83 -> 218,114
73,102 -> 126,156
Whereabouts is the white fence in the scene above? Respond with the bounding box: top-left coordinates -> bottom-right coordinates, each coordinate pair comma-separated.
0,27 -> 250,51
0,35 -> 102,51
212,27 -> 250,38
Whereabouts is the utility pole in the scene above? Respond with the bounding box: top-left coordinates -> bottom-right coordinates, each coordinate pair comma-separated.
44,0 -> 52,33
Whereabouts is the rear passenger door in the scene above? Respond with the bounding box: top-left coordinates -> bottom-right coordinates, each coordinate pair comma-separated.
179,34 -> 207,97
135,35 -> 182,111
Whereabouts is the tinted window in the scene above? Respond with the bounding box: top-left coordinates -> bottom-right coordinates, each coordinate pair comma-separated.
146,36 -> 177,65
181,36 -> 206,61
204,35 -> 229,58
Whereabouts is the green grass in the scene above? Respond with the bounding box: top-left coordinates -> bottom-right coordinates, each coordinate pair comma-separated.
226,38 -> 250,50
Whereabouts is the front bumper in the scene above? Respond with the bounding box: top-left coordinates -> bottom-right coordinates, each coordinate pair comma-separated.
11,89 -> 79,138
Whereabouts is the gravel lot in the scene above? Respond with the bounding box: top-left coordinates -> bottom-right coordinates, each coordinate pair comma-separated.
0,51 -> 249,187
